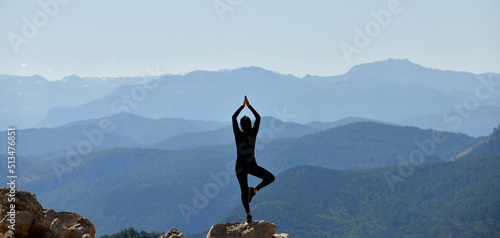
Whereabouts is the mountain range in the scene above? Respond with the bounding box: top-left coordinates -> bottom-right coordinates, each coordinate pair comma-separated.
2,59 -> 499,237
2,59 -> 499,137
8,121 -> 482,236
0,74 -> 150,129
1,113 -> 368,157
0,113 -> 226,157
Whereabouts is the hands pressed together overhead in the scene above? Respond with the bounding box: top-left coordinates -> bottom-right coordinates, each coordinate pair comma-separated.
243,96 -> 250,107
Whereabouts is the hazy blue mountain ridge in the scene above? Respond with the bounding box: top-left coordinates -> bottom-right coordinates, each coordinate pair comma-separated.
257,121 -> 479,170
25,59 -> 500,136
340,59 -> 481,93
3,59 -> 499,136
0,113 -> 227,156
405,105 -> 500,137
2,113 -> 378,161
145,116 -> 324,150
0,74 -> 154,128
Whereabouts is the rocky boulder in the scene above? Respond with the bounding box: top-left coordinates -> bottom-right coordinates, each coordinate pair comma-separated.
206,220 -> 289,238
159,227 -> 184,238
0,187 -> 95,238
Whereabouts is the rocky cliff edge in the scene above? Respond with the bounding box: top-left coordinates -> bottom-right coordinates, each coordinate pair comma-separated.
0,187 -> 95,238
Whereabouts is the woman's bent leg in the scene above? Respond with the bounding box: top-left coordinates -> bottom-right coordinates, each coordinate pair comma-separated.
249,165 -> 275,191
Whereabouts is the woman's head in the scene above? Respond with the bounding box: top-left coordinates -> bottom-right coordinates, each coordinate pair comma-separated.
240,116 -> 252,134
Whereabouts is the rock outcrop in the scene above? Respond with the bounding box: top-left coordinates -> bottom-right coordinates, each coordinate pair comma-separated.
159,227 -> 184,238
206,220 -> 289,238
0,187 -> 95,238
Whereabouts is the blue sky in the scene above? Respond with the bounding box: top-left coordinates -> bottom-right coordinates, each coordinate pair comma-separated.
1,0 -> 499,80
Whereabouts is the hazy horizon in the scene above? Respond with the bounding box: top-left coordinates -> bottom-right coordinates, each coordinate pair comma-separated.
1,0 -> 499,80
3,58 -> 500,82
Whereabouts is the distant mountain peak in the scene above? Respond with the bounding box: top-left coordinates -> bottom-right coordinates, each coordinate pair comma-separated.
184,66 -> 288,80
346,58 -> 425,75
60,74 -> 82,82
230,66 -> 282,75
338,58 -> 465,84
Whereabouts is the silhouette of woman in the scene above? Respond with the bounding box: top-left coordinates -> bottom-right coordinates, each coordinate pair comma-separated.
232,96 -> 275,223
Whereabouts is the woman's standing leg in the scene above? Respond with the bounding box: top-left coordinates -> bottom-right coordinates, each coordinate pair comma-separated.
236,164 -> 251,220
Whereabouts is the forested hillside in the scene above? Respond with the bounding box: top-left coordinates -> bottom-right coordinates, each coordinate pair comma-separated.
456,124 -> 500,159
217,155 -> 500,237
208,125 -> 500,238
10,122 -> 481,236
